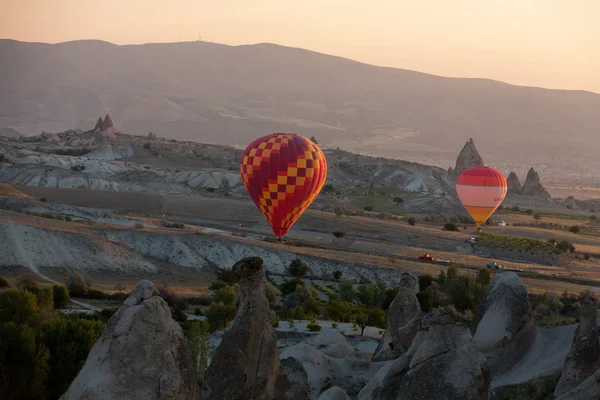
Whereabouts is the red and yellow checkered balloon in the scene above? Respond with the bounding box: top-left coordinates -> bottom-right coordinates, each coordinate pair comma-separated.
240,133 -> 328,237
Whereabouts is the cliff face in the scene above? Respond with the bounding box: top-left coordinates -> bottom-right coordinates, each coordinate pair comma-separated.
454,138 -> 484,176
522,167 -> 551,199
506,172 -> 523,195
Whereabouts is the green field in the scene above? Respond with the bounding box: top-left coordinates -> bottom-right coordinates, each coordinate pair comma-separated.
349,196 -> 407,214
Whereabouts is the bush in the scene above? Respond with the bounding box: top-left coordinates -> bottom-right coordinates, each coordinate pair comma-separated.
0,289 -> 39,325
332,231 -> 345,239
416,291 -> 433,312
205,301 -> 237,331
70,165 -> 85,172
53,284 -> 70,308
363,206 -> 373,211
212,286 -> 236,306
143,143 -> 151,149
476,268 -> 492,286
331,322 -> 338,329
584,254 -> 591,260
393,197 -> 404,204
418,274 -> 434,292
289,258 -> 310,278
444,223 -> 459,231
0,276 -> 9,288
134,222 -> 144,229
0,322 -> 50,400
569,225 -> 582,234
333,270 -> 343,281
407,217 -> 416,226
37,287 -> 54,312
215,268 -> 239,286
307,319 -> 322,332
39,197 -> 48,202
67,272 -> 91,297
65,216 -> 72,222
208,280 -> 229,291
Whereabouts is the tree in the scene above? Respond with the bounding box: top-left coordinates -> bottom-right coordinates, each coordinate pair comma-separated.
557,240 -> 576,254
0,277 -> 9,288
325,300 -> 357,322
265,285 -> 277,308
280,278 -> 305,297
0,289 -> 39,325
215,268 -> 239,286
393,197 -> 404,205
333,270 -> 343,281
115,284 -> 125,293
476,268 -> 492,286
357,283 -> 376,307
212,285 -> 236,306
289,258 -> 310,278
53,284 -> 70,309
338,279 -> 357,303
36,287 -> 54,313
416,291 -> 433,312
0,322 -> 50,400
569,225 -> 582,234
37,317 -> 105,399
67,272 -> 91,297
208,280 -> 229,291
332,231 -> 345,239
381,287 -> 398,311
418,274 -> 434,292
444,223 -> 459,231
437,271 -> 447,285
205,301 -> 237,330
447,265 -> 459,280
355,313 -> 368,336
407,217 -> 416,226
187,320 -> 213,387
364,307 -> 386,329
526,209 -> 533,215
533,213 -> 542,224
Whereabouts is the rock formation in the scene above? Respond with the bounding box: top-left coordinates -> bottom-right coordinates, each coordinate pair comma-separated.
304,329 -> 355,359
506,172 -> 523,195
372,273 -> 422,361
556,369 -> 600,400
203,257 -> 293,400
148,132 -> 157,140
565,195 -> 577,209
359,308 -> 491,400
91,114 -> 117,141
60,280 -> 201,400
522,167 -> 551,198
280,358 -> 312,400
318,386 -> 351,400
471,272 -> 537,376
280,343 -> 386,399
554,306 -> 600,397
454,138 -> 484,176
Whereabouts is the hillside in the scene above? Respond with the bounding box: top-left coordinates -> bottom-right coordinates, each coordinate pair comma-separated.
1,39 -> 600,187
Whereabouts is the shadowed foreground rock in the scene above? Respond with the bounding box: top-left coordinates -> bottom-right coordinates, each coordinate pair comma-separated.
372,273 -> 422,361
202,257 -> 294,400
555,305 -> 600,397
60,280 -> 201,400
471,272 -> 537,376
359,309 -> 491,400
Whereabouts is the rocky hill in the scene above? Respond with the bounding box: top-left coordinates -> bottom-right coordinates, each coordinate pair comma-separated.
1,39 -> 600,188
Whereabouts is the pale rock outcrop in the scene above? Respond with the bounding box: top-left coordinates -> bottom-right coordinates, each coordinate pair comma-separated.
372,273 -> 422,361
280,344 -> 387,399
359,309 -> 491,400
304,329 -> 355,359
506,172 -> 523,195
522,167 -> 551,198
60,280 -> 201,400
556,369 -> 600,400
555,306 -> 600,397
471,272 -> 537,376
318,386 -> 351,400
454,138 -> 484,176
203,257 -> 293,400
280,358 -> 312,400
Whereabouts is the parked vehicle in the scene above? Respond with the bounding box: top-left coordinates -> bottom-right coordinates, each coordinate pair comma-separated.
419,254 -> 435,261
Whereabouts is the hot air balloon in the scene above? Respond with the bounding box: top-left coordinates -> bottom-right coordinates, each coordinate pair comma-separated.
240,133 -> 328,237
456,166 -> 507,228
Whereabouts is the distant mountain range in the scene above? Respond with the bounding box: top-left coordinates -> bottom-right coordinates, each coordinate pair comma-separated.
1,39 -> 599,186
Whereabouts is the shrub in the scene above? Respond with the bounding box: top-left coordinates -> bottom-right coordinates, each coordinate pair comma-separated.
289,258 -> 310,278
363,206 -> 373,211
331,322 -> 338,329
52,284 -> 70,308
393,197 -> 404,204
40,197 -> 48,202
288,318 -> 295,328
65,216 -> 72,222
134,222 -> 144,229
307,319 -> 322,332
569,225 -> 582,234
407,217 -> 416,226
444,223 -> 459,231
70,165 -> 85,171
416,291 -> 433,312
332,231 -> 345,239
67,272 -> 91,297
476,268 -> 492,286
584,254 -> 591,260
0,289 -> 40,325
215,268 -> 239,286
418,274 -> 434,292
143,143 -> 151,149
0,277 -> 9,288
37,287 -> 54,312
333,270 -> 343,281
0,322 -> 50,400
212,286 -> 236,306
208,280 -> 229,291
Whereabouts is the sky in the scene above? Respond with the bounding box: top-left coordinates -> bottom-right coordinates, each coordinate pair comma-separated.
2,0 -> 599,93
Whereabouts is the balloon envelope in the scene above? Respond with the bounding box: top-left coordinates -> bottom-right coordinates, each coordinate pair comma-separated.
456,166 -> 507,227
240,133 -> 328,237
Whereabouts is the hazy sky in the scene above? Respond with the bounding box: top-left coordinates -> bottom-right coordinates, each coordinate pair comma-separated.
2,0 -> 599,92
